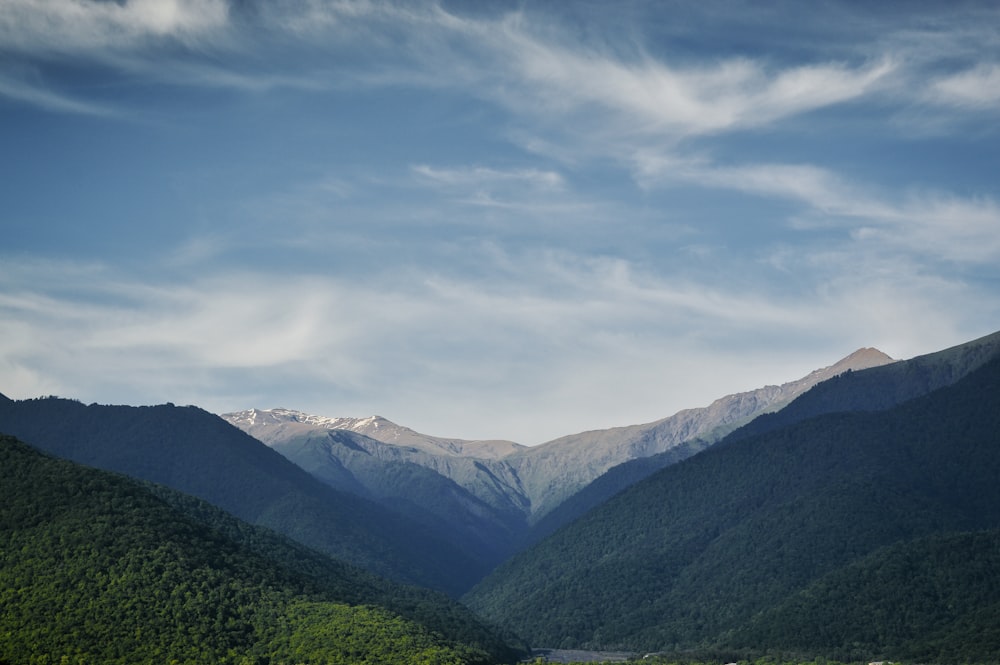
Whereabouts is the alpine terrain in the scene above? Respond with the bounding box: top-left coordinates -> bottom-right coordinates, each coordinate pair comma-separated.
223,346 -> 895,563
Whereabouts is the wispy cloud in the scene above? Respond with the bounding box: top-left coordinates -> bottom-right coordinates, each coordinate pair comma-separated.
479,28 -> 895,138
0,67 -> 116,116
2,245 -> 993,442
635,151 -> 1000,266
413,165 -> 565,190
0,0 -> 229,53
925,63 -> 1000,109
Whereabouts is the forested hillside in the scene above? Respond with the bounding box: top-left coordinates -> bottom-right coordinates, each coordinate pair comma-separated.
0,399 -> 483,596
0,435 -> 521,664
464,354 -> 1000,661
731,529 -> 1000,663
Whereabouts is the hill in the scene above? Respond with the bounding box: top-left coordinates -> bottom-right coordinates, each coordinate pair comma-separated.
462,349 -> 1000,660
0,398 -> 484,596
0,434 -> 521,664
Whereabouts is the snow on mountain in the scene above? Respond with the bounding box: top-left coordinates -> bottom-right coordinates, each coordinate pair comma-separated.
224,408 -> 525,459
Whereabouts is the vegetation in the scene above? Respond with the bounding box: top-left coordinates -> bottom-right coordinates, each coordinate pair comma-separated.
731,529 -> 1000,664
464,355 -> 1000,660
0,435 -> 520,664
0,398 -> 485,595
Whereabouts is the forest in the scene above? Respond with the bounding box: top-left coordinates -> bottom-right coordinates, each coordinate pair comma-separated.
0,434 -> 519,664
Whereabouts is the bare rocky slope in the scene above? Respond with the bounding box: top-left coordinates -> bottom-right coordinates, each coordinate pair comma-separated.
223,347 -> 895,538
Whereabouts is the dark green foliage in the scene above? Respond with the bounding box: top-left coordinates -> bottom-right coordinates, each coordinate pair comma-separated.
0,435 -> 520,664
0,398 -> 484,595
731,530 -> 1000,664
522,438 -> 708,548
464,355 -> 1000,660
142,482 -> 525,661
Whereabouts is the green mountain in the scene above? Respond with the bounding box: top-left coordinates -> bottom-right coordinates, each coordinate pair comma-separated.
463,350 -> 1000,660
0,434 -> 521,664
730,529 -> 1000,663
528,331 -> 1000,548
0,398 -> 483,596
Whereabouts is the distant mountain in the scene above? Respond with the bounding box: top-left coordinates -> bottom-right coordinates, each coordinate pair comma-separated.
224,409 -> 533,569
732,328 -> 1000,442
231,409 -> 525,459
0,399 -> 486,596
505,346 -> 896,521
462,341 -> 1000,661
527,333 -> 1000,545
0,434 -> 519,664
225,347 -> 895,559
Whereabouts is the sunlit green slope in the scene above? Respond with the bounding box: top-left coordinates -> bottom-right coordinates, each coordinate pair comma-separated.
0,435 -> 520,665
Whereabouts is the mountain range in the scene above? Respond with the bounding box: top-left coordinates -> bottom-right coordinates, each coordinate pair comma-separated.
3,328 -> 1000,662
463,330 -> 1000,662
222,346 -> 895,564
0,397 -> 486,596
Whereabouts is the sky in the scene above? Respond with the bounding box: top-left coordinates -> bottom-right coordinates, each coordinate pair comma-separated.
1,0 -> 999,444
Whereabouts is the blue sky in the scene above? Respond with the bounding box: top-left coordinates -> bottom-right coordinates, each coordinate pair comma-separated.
1,0 -> 999,444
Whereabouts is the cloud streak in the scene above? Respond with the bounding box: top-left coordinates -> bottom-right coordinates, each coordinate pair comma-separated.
0,0 -> 229,53
2,244 -> 993,443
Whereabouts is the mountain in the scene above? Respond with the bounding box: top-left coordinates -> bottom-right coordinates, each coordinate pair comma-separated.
731,529 -> 1000,663
526,334 -> 1000,545
504,346 -> 895,520
732,328 -> 1000,442
224,409 -> 533,569
0,398 -> 486,596
231,409 -> 525,459
0,434 -> 520,664
224,347 -> 895,556
462,340 -> 1000,661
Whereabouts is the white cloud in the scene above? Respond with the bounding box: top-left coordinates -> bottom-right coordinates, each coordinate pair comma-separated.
636,153 -> 1000,265
926,63 -> 1000,109
0,0 -> 229,53
439,12 -> 897,141
412,164 -> 565,191
2,248 -> 994,443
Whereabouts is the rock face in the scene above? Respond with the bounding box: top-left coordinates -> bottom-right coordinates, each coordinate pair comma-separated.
223,347 -> 896,535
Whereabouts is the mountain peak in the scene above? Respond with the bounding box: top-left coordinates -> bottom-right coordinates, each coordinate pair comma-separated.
838,346 -> 894,366
799,347 -> 896,387
222,408 -> 525,459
